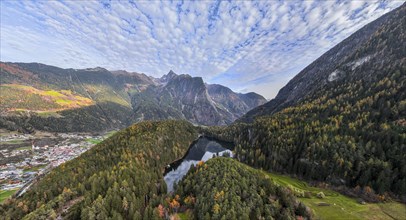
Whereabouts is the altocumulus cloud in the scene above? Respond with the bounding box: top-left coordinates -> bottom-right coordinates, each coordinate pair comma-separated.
0,0 -> 403,98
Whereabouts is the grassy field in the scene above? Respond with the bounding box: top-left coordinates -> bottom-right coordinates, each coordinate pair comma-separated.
15,146 -> 31,151
173,160 -> 405,220
0,189 -> 17,204
86,131 -> 117,144
0,139 -> 25,145
261,171 -> 406,220
177,213 -> 188,220
104,130 -> 118,138
86,138 -> 102,144
36,111 -> 63,118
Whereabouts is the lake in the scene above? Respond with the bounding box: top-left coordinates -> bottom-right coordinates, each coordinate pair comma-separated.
164,136 -> 233,192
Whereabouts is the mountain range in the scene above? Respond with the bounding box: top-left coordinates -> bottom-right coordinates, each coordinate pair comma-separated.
0,3 -> 405,220
0,63 -> 266,132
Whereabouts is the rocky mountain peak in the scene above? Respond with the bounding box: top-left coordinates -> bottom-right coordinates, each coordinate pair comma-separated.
131,71 -> 266,126
84,67 -> 108,72
160,70 -> 178,83
168,70 -> 176,76
1,61 -> 268,129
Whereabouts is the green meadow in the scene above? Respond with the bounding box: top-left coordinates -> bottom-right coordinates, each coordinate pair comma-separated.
85,138 -> 102,144
262,171 -> 406,220
0,190 -> 17,204
174,161 -> 405,220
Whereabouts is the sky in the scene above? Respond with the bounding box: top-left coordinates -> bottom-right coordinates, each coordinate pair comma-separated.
0,0 -> 403,99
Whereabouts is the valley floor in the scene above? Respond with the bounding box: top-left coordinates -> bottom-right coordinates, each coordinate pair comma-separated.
0,129 -> 117,203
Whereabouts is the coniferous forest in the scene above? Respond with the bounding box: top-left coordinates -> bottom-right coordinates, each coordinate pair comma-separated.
0,120 -> 199,219
205,3 -> 406,200
176,157 -> 311,220
212,66 -> 406,199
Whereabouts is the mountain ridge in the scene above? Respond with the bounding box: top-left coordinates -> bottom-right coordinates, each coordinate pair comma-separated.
210,2 -> 406,200
239,3 -> 406,122
131,70 -> 266,125
0,62 -> 266,132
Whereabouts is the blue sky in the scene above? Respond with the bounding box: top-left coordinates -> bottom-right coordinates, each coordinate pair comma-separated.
0,0 -> 403,99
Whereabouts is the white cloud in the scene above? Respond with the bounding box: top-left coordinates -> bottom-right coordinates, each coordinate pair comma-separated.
0,0 -> 403,99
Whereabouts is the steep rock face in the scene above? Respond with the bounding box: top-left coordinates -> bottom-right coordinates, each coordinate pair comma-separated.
240,3 -> 406,122
159,69 -> 178,84
132,72 -> 266,126
132,74 -> 222,125
162,75 -> 223,125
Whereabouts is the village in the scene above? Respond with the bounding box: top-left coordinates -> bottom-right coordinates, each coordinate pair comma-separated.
0,131 -> 114,198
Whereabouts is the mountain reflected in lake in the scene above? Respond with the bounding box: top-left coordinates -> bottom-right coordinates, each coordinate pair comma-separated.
164,137 -> 233,192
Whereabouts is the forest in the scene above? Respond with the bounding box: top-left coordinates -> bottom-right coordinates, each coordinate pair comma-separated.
1,67 -> 405,217
175,157 -> 311,220
0,120 -> 313,220
0,3 -> 404,220
0,101 -> 134,133
0,120 -> 199,219
205,67 -> 405,201
203,6 -> 406,201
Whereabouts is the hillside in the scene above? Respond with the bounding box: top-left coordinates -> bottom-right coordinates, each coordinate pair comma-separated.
207,4 -> 406,199
175,157 -> 405,220
175,157 -> 312,219
262,171 -> 406,219
0,120 -> 199,219
0,121 -> 310,220
240,3 -> 405,123
0,63 -> 266,132
0,63 -> 148,132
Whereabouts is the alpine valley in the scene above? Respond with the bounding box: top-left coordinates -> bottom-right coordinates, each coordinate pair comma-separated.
0,64 -> 266,132
0,2 -> 405,220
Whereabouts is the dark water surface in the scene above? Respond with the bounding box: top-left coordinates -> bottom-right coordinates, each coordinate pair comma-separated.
164,136 -> 233,192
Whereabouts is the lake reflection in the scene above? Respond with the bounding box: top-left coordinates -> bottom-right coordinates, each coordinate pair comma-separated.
164,137 -> 233,192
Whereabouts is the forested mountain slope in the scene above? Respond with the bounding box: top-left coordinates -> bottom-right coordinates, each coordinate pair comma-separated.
176,157 -> 311,219
240,3 -> 406,122
0,120 -> 199,219
0,63 -> 151,132
207,3 -> 406,199
0,120 -> 309,220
